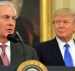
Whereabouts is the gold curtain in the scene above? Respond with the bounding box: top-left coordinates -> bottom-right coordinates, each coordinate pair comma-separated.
40,0 -> 53,42
40,0 -> 75,42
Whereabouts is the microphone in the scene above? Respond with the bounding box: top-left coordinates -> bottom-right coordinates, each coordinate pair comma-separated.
7,31 -> 25,60
16,31 -> 24,44
7,31 -> 23,43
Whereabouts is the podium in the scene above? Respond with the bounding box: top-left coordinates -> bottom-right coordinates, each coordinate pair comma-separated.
47,66 -> 75,71
0,65 -> 18,71
0,66 -> 75,71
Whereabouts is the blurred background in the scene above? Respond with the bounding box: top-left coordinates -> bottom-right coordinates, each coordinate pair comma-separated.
1,0 -> 75,46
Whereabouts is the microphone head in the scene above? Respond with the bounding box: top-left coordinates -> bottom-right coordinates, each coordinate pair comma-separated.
7,33 -> 20,43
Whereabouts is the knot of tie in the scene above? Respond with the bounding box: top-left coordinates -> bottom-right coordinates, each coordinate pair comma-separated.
0,44 -> 7,52
64,43 -> 70,48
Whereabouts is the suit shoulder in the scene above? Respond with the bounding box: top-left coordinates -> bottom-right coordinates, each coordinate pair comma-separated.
34,38 -> 57,48
24,44 -> 35,51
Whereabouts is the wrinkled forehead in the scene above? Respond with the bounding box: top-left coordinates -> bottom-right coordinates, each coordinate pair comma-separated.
0,5 -> 13,13
0,4 -> 17,16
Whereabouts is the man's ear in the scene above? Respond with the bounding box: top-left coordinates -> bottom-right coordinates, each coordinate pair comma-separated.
74,30 -> 75,33
73,24 -> 75,32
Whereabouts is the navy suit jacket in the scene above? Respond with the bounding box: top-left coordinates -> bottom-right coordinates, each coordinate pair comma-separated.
34,38 -> 65,66
0,42 -> 38,66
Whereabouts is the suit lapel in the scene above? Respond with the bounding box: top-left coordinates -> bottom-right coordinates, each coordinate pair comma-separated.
0,42 -> 24,66
10,42 -> 24,65
51,38 -> 65,65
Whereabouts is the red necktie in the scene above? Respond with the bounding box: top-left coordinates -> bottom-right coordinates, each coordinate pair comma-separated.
0,44 -> 10,66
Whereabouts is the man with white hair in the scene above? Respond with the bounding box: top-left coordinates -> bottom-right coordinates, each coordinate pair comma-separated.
0,1 -> 38,67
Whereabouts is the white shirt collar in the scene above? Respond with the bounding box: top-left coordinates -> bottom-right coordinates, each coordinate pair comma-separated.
56,37 -> 75,66
56,37 -> 74,48
0,41 -> 10,47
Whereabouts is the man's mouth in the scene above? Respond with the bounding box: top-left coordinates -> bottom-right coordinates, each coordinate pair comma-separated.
6,28 -> 14,33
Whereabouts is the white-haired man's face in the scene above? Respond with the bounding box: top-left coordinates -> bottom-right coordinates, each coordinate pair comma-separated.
0,5 -> 16,42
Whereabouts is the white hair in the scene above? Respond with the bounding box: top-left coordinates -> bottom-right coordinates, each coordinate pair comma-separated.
0,1 -> 17,16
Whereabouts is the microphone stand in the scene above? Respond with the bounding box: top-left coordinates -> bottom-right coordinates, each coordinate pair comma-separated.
16,31 -> 25,60
7,31 -> 25,60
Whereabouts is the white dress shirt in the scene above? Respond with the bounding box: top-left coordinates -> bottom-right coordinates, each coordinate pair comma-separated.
0,41 -> 11,63
56,37 -> 75,66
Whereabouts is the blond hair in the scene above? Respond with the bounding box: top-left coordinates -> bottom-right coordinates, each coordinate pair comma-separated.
53,8 -> 75,23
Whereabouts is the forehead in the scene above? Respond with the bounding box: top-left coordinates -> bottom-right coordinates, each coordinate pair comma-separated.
0,5 -> 16,16
55,15 -> 73,20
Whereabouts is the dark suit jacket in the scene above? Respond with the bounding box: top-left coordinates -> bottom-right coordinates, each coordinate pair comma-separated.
34,38 -> 65,66
0,42 -> 38,66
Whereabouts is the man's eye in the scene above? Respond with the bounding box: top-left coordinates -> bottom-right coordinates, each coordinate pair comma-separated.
55,20 -> 60,23
2,15 -> 10,19
12,17 -> 16,20
63,21 -> 68,23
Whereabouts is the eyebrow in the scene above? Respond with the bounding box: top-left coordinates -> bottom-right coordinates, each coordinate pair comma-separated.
1,15 -> 17,19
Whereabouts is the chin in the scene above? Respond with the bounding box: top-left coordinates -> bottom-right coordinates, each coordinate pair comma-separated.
8,31 -> 14,34
6,32 -> 13,36
58,35 -> 66,38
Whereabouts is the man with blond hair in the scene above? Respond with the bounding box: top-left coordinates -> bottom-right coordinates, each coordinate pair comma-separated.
34,8 -> 75,66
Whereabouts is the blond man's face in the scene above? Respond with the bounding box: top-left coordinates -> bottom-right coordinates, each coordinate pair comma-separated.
54,15 -> 75,41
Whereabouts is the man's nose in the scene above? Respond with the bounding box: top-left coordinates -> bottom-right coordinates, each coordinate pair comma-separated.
59,21 -> 64,27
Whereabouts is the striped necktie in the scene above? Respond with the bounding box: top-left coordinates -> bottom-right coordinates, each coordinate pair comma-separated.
0,44 -> 10,66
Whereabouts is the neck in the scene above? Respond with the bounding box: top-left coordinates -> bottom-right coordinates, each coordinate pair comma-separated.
0,37 -> 8,44
57,37 -> 72,42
